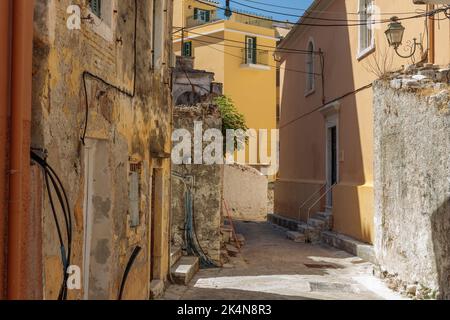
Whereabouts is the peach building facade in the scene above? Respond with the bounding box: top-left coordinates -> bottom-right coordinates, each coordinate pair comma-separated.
275,0 -> 450,244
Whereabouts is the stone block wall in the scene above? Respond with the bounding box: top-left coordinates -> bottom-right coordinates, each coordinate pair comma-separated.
373,65 -> 450,299
32,0 -> 173,299
172,104 -> 224,265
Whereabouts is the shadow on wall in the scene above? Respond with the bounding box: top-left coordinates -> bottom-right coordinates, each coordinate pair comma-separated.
431,197 -> 450,299
276,0 -> 367,241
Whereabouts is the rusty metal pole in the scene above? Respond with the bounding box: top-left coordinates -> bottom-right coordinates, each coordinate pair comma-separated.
7,0 -> 35,300
0,0 -> 12,300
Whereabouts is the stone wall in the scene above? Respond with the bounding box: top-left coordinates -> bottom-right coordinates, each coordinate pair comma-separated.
223,164 -> 268,221
373,65 -> 450,299
172,104 -> 224,265
32,0 -> 173,299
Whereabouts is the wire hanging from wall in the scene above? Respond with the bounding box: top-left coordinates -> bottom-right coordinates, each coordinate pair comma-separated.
31,149 -> 73,300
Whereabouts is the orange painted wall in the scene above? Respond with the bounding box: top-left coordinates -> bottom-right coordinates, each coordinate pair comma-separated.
275,0 -> 450,244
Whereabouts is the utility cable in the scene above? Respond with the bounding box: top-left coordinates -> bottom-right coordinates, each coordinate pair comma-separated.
279,83 -> 373,129
238,0 -> 424,16
231,0 -> 397,22
187,37 -> 322,76
118,246 -> 142,300
195,0 -> 443,27
81,0 -> 138,145
31,149 -> 73,300
174,27 -> 323,55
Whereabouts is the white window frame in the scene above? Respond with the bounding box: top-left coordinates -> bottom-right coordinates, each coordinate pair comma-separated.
305,38 -> 315,97
357,0 -> 375,60
87,0 -> 116,42
152,0 -> 167,69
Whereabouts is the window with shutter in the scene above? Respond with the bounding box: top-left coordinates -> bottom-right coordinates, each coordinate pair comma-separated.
183,41 -> 193,57
245,36 -> 257,64
90,0 -> 102,18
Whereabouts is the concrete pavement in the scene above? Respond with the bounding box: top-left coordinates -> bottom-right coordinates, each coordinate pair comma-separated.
162,220 -> 405,300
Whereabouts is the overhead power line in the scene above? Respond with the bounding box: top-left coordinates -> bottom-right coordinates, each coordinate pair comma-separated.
238,0 -> 425,16
190,37 -> 322,76
195,0 -> 442,27
173,27 -> 322,55
230,0 -> 395,22
279,83 -> 373,129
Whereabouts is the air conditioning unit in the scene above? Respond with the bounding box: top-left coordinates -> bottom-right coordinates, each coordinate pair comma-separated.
413,0 -> 450,4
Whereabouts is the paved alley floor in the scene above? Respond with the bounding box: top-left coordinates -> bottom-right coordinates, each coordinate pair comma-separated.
162,220 -> 405,300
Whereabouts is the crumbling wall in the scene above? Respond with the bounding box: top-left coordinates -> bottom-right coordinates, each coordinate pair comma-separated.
223,164 -> 268,221
32,0 -> 173,300
373,65 -> 450,299
172,104 -> 224,265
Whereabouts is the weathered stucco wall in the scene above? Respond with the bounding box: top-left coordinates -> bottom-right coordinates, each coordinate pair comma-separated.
32,0 -> 173,300
374,69 -> 450,299
172,104 -> 223,265
223,164 -> 268,221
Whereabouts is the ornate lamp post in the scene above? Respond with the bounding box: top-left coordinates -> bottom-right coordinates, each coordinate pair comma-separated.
385,16 -> 421,59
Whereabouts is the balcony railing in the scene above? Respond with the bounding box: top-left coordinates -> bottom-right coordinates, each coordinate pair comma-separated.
240,48 -> 270,67
186,15 -> 220,28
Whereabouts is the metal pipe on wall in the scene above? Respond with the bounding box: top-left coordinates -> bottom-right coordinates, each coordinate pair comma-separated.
7,0 -> 35,300
0,0 -> 12,300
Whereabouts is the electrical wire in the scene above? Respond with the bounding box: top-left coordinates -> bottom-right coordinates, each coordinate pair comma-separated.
118,246 -> 142,300
31,150 -> 73,300
231,0 -> 397,22
184,188 -> 217,268
183,37 -> 322,76
279,83 -> 373,130
195,0 -> 443,27
238,0 -> 424,16
174,27 -> 323,55
81,0 -> 138,145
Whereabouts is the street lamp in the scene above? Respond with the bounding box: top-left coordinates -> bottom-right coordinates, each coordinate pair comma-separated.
385,16 -> 421,58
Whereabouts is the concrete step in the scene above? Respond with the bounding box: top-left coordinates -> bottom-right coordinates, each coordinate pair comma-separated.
171,256 -> 199,285
286,231 -> 306,243
150,279 -> 165,299
313,211 -> 333,220
307,218 -> 327,230
321,231 -> 376,264
267,213 -> 299,231
311,212 -> 333,231
297,223 -> 321,243
170,246 -> 182,268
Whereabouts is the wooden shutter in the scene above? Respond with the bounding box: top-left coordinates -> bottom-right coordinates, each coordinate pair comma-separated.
90,0 -> 102,18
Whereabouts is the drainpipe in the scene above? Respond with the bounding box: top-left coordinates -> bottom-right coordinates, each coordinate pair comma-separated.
7,0 -> 35,300
0,0 -> 12,300
427,4 -> 435,64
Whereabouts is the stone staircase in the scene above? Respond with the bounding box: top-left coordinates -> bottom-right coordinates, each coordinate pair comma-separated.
268,211 -> 333,244
170,246 -> 199,286
298,211 -> 333,243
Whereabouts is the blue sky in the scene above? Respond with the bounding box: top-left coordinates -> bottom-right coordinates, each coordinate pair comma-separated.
216,0 -> 314,22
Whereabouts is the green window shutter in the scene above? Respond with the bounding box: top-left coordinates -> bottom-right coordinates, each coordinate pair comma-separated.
205,11 -> 210,22
252,37 -> 257,64
90,0 -> 102,18
183,42 -> 192,57
194,8 -> 198,20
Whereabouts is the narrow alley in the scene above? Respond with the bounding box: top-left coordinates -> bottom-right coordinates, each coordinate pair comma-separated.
163,220 -> 403,300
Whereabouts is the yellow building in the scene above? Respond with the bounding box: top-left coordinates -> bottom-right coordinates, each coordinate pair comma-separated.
275,0 -> 450,244
173,0 -> 278,170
